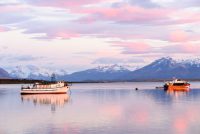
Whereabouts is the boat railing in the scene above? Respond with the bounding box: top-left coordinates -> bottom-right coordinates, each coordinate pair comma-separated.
21,85 -> 68,90
21,82 -> 70,90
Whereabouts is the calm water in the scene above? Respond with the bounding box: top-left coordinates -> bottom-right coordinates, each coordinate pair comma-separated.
1,82 -> 200,134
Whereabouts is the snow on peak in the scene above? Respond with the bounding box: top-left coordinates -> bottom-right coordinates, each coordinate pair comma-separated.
156,57 -> 174,63
154,57 -> 200,67
177,58 -> 200,67
9,65 -> 68,78
152,57 -> 176,67
94,64 -> 139,72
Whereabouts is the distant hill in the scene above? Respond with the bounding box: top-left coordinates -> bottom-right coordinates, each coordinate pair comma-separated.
5,57 -> 200,82
60,57 -> 200,81
0,68 -> 10,78
8,65 -> 68,80
124,57 -> 200,80
59,64 -> 132,82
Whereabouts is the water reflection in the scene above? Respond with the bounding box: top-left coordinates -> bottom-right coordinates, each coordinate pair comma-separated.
0,89 -> 7,96
135,89 -> 200,105
2,83 -> 200,134
21,94 -> 70,112
166,90 -> 188,97
77,89 -> 134,103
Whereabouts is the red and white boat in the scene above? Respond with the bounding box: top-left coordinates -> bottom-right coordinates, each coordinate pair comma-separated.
21,81 -> 70,94
164,79 -> 190,92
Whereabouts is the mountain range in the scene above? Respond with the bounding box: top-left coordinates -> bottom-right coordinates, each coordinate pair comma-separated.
2,57 -> 200,81
0,68 -> 10,78
124,57 -> 200,80
58,65 -> 135,82
8,65 -> 68,80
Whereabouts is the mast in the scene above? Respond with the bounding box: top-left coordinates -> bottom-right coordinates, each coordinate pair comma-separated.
51,73 -> 56,82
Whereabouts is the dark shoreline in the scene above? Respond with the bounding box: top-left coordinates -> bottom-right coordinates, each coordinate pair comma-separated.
1,78 -> 200,84
0,79 -> 49,84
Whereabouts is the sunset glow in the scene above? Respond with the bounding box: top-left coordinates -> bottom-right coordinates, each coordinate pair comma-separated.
0,0 -> 199,72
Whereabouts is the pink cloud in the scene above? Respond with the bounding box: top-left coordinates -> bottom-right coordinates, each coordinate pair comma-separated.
169,30 -> 188,42
162,43 -> 200,54
0,4 -> 28,13
75,5 -> 172,24
71,3 -> 200,26
27,0 -> 108,8
34,29 -> 80,39
113,41 -> 152,54
175,16 -> 200,25
0,27 -> 5,32
51,31 -> 80,39
0,1 -> 198,43
172,10 -> 200,25
25,1 -> 200,26
111,40 -> 200,55
0,26 -> 8,32
168,29 -> 200,43
179,44 -> 200,53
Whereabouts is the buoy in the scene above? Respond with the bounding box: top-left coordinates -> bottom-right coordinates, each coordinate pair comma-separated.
135,88 -> 138,90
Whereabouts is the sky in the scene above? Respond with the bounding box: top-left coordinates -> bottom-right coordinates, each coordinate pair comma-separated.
0,0 -> 199,72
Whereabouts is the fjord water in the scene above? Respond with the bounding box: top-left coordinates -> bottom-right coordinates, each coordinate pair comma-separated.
1,82 -> 200,134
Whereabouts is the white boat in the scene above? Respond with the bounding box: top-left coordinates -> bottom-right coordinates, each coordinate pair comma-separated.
21,81 -> 70,94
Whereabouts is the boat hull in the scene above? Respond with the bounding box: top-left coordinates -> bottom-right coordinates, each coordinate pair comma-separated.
21,86 -> 70,94
164,84 -> 190,92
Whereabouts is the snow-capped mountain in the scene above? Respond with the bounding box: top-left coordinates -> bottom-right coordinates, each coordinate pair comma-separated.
122,65 -> 140,71
124,57 -> 200,80
61,58 -> 200,81
93,64 -> 138,72
59,64 -> 134,81
94,65 -> 128,72
159,57 -> 200,67
9,65 -> 68,80
7,57 -> 200,82
178,58 -> 200,67
0,68 -> 10,78
8,64 -> 138,81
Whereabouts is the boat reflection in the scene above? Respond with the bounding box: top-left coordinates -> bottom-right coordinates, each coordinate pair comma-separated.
166,90 -> 188,97
21,94 -> 70,112
137,89 -> 200,105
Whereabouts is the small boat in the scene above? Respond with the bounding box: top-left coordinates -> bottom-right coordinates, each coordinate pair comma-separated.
21,81 -> 70,94
155,86 -> 164,89
164,79 -> 190,92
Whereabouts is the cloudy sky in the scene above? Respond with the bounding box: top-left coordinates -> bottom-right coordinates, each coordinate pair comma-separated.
0,0 -> 199,72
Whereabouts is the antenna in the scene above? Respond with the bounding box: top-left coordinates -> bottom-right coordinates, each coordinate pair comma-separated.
51,73 -> 56,82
